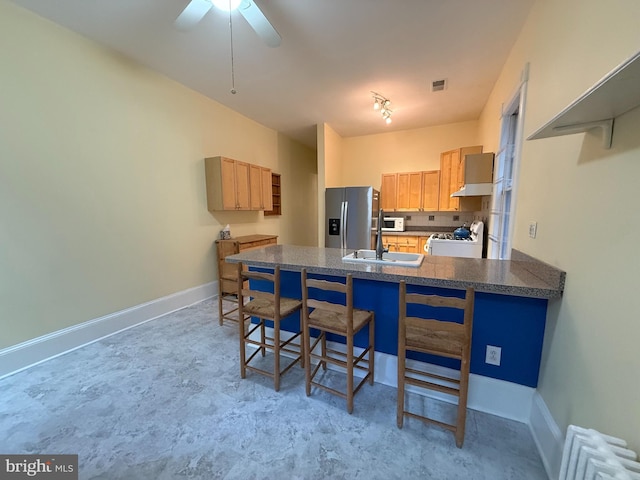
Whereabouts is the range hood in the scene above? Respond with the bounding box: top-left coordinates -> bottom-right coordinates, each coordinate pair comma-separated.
451,183 -> 493,197
450,152 -> 495,197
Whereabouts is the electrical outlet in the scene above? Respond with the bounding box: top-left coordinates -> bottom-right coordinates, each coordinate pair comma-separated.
453,215 -> 460,221
485,345 -> 502,366
528,221 -> 538,239
406,215 -> 411,220
428,215 -> 435,221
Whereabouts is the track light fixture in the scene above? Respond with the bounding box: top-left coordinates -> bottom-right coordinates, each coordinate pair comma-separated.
371,91 -> 392,124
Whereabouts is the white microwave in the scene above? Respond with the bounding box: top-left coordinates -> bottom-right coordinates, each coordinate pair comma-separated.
381,217 -> 405,232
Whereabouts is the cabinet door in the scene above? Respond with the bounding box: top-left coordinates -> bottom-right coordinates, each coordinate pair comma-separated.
234,161 -> 251,210
396,236 -> 419,253
419,236 -> 429,255
381,235 -> 398,252
397,172 -> 422,210
421,170 -> 440,211
457,146 -> 484,191
249,164 -> 263,210
439,151 -> 453,211
448,149 -> 461,211
381,173 -> 397,211
220,157 -> 238,210
261,167 -> 273,211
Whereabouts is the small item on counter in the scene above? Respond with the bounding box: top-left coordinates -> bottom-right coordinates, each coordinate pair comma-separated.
220,224 -> 231,240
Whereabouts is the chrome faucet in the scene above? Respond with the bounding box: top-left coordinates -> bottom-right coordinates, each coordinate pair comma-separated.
376,208 -> 388,260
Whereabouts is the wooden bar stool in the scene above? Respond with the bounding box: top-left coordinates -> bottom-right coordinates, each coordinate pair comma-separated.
301,269 -> 375,413
215,239 -> 247,326
397,281 -> 474,448
236,263 -> 303,391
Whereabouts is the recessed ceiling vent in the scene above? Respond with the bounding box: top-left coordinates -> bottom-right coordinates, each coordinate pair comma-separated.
432,79 -> 447,92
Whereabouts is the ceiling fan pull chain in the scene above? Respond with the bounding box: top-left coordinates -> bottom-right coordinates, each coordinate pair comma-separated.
229,6 -> 237,94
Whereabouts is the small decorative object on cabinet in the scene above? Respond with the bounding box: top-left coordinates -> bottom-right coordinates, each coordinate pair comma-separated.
264,172 -> 281,216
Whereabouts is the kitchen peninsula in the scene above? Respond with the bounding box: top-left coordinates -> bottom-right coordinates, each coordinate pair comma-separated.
226,245 -> 565,389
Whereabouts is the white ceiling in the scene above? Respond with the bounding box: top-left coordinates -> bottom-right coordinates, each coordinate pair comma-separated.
9,0 -> 535,148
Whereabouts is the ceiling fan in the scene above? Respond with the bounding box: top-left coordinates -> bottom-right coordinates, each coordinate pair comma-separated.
175,0 -> 281,48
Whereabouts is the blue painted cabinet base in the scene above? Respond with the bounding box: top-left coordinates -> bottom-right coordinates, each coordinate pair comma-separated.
251,268 -> 547,388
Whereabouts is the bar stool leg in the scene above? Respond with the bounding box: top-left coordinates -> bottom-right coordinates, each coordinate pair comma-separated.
274,318 -> 281,392
369,313 -> 375,385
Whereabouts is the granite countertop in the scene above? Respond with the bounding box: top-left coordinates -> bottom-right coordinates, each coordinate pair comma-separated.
225,245 -> 565,299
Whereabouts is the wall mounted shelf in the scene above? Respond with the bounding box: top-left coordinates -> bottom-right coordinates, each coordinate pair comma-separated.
527,50 -> 640,149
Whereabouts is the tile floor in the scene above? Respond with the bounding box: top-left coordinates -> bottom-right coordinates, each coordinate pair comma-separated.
0,299 -> 548,479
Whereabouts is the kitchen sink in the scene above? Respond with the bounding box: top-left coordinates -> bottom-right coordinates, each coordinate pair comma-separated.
342,249 -> 424,267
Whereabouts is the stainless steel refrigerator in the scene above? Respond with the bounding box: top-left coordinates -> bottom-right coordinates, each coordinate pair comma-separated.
325,186 -> 379,250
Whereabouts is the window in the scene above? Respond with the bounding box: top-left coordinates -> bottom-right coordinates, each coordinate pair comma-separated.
488,65 -> 529,259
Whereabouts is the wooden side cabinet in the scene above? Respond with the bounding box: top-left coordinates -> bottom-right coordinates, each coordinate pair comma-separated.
215,234 -> 278,325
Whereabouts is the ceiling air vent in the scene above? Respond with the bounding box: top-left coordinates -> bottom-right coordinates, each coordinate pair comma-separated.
431,79 -> 447,92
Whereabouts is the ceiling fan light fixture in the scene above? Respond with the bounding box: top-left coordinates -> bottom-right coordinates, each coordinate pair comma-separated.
210,0 -> 241,12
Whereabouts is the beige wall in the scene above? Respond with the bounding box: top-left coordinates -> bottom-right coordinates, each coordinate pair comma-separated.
0,2 -> 316,349
341,121 -> 480,189
478,0 -> 640,451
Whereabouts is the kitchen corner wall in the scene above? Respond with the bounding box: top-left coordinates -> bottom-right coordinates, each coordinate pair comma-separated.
339,121 -> 480,189
477,0 -> 640,460
0,2 -> 317,350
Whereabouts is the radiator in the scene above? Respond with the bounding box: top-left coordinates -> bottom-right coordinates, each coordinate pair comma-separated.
559,425 -> 640,480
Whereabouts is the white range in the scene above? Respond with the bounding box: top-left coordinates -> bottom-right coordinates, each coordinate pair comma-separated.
426,221 -> 484,258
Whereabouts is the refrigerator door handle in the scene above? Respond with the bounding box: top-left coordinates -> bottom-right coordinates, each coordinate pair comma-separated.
341,201 -> 348,249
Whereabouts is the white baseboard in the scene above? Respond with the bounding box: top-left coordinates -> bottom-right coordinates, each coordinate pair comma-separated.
374,350 -> 536,423
0,281 -> 217,380
529,391 -> 564,480
248,326 -> 536,423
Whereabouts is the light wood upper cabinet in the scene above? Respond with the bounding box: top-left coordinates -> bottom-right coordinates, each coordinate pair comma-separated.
381,173 -> 397,211
438,146 -> 483,211
261,167 -> 273,211
396,172 -> 423,210
249,164 -> 273,210
205,156 -> 270,212
421,170 -> 440,211
232,160 -> 251,210
382,170 -> 441,212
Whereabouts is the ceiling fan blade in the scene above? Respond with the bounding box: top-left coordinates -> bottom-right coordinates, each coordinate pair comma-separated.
238,0 -> 281,48
175,0 -> 213,31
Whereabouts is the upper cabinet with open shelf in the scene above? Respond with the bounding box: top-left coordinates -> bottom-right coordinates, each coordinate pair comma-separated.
527,50 -> 640,149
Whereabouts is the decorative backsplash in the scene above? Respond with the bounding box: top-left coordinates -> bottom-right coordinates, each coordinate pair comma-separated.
398,211 -> 476,229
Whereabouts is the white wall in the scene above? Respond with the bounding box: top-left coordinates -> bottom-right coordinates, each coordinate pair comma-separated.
0,2 -> 316,349
478,0 -> 640,453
